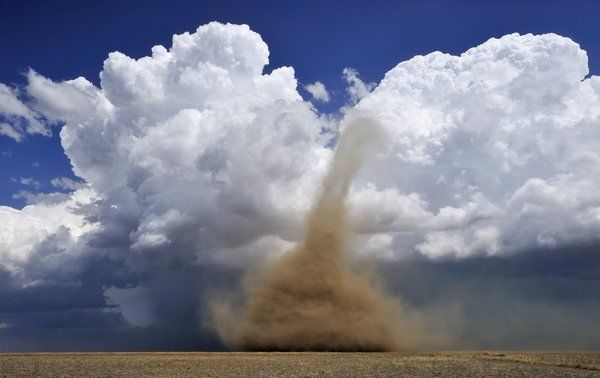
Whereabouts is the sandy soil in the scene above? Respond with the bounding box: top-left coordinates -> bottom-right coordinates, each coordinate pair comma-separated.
0,351 -> 598,377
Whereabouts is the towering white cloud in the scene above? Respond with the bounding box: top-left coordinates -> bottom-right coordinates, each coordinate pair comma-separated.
0,25 -> 599,339
0,22 -> 333,289
351,33 -> 600,258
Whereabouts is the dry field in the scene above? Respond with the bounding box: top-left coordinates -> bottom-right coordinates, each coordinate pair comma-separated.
0,351 -> 599,377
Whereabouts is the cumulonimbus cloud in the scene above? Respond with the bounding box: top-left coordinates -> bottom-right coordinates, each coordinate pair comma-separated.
350,33 -> 600,259
0,23 -> 599,349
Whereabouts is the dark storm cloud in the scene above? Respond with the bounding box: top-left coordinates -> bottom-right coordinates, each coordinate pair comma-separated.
378,244 -> 600,349
1,243 -> 599,351
1,24 -> 600,352
0,261 -> 239,351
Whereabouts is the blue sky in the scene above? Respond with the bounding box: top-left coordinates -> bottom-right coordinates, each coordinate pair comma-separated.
2,0 -> 600,207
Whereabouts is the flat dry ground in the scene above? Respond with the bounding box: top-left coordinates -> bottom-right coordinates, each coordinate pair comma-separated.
0,352 -> 599,377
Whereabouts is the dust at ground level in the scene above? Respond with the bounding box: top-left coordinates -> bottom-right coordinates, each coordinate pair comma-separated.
0,351 -> 599,377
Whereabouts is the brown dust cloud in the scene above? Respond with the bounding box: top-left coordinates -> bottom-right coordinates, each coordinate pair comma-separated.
212,118 -> 414,351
